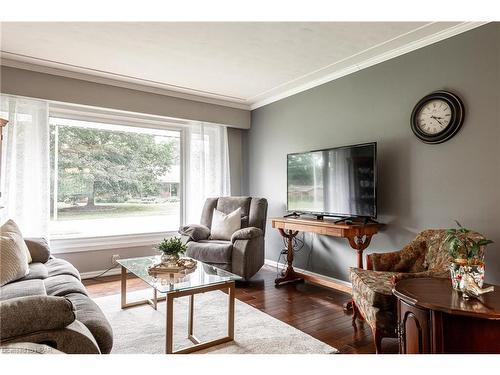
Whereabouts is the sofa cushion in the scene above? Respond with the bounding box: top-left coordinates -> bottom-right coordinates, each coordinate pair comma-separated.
1,220 -> 32,264
43,275 -> 88,297
0,230 -> 30,286
17,263 -> 49,281
65,293 -> 113,354
186,240 -> 233,264
24,238 -> 51,264
0,279 -> 47,301
217,197 -> 251,228
210,208 -> 241,240
350,267 -> 395,310
45,258 -> 81,280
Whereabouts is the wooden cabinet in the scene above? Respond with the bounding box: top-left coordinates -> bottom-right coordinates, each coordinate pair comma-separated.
394,278 -> 500,354
398,300 -> 430,354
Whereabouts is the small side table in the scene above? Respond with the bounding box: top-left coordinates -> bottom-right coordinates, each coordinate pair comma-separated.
394,278 -> 500,354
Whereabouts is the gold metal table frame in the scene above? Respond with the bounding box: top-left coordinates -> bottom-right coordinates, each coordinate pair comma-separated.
120,266 -> 235,354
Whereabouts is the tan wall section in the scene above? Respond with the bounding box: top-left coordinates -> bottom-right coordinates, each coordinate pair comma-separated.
0,66 -> 250,128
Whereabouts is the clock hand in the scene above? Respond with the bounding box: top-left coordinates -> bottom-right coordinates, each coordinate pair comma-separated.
430,116 -> 444,126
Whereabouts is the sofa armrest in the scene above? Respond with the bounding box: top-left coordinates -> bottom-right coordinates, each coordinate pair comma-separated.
0,296 -> 75,340
231,227 -> 263,243
178,224 -> 211,242
391,269 -> 450,284
1,320 -> 101,354
24,238 -> 51,263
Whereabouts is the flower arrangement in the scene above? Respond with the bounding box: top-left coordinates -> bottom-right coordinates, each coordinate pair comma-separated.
445,221 -> 493,291
445,220 -> 493,265
156,237 -> 187,260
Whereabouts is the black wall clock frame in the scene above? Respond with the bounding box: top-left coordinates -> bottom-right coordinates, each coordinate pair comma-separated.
410,90 -> 465,144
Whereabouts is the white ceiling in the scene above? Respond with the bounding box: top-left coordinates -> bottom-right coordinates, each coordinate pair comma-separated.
0,22 -> 486,109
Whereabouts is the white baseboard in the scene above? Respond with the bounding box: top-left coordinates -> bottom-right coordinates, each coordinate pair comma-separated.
264,258 -> 352,290
80,267 -> 121,280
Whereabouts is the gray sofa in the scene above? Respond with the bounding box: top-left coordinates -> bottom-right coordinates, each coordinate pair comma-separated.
180,196 -> 268,280
0,238 -> 113,354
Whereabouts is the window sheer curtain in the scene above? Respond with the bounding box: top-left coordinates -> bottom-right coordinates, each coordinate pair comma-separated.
0,96 -> 50,237
185,123 -> 230,224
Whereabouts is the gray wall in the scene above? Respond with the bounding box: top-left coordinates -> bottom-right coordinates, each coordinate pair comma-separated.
247,24 -> 500,284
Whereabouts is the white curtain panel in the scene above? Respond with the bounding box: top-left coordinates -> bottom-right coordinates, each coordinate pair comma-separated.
0,96 -> 50,237
185,123 -> 230,224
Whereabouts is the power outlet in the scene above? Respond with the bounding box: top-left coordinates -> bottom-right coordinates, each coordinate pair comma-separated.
111,254 -> 121,265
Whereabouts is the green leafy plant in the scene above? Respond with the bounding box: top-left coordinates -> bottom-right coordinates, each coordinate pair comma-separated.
445,220 -> 493,263
156,237 -> 186,257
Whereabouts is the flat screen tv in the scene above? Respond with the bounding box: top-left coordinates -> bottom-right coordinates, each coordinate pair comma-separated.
287,142 -> 377,219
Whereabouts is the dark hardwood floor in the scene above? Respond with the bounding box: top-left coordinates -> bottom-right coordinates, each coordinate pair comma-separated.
83,265 -> 398,354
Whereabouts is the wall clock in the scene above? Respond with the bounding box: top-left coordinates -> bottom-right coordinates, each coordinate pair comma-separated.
410,90 -> 465,144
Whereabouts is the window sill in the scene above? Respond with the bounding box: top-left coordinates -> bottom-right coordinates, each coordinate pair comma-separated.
50,231 -> 177,254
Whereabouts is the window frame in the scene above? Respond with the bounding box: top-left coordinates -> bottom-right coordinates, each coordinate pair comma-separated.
48,104 -> 189,254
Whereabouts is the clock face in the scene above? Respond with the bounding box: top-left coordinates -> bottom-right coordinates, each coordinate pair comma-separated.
416,99 -> 452,135
410,91 -> 465,144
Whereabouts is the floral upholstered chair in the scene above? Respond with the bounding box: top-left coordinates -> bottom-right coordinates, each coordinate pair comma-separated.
349,230 -> 459,353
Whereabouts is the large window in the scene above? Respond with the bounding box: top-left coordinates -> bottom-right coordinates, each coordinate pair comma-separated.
49,117 -> 181,238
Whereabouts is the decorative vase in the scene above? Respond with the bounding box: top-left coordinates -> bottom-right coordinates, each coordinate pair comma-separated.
449,260 -> 485,291
161,253 -> 180,266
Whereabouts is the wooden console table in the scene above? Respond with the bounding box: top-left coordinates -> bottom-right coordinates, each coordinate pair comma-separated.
394,278 -> 500,353
271,217 -> 382,298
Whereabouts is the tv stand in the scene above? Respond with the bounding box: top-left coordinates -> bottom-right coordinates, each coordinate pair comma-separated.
271,216 -> 383,311
283,211 -> 301,218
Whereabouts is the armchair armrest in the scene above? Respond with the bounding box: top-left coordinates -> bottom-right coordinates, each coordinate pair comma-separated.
0,296 -> 75,340
231,228 -> 265,279
24,237 -> 51,263
231,227 -> 263,243
391,269 -> 450,284
178,224 -> 210,242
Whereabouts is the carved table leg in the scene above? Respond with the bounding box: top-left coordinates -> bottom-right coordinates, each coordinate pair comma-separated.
275,229 -> 304,286
344,234 -> 373,311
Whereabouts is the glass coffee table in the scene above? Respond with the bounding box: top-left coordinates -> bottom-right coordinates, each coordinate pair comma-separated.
117,255 -> 242,354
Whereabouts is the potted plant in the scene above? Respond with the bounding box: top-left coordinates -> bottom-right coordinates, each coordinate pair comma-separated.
156,237 -> 187,265
445,221 -> 493,291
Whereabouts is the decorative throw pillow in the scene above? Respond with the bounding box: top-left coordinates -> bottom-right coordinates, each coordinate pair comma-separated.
0,222 -> 31,286
210,208 -> 241,241
1,220 -> 32,263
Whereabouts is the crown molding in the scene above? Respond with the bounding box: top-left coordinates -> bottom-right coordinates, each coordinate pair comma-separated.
0,55 -> 251,110
1,22 -> 488,112
249,21 -> 488,109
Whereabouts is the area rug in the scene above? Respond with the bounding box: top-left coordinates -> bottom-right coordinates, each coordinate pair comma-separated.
95,289 -> 337,354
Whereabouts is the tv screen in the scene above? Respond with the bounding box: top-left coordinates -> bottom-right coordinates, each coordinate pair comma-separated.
287,143 -> 377,218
